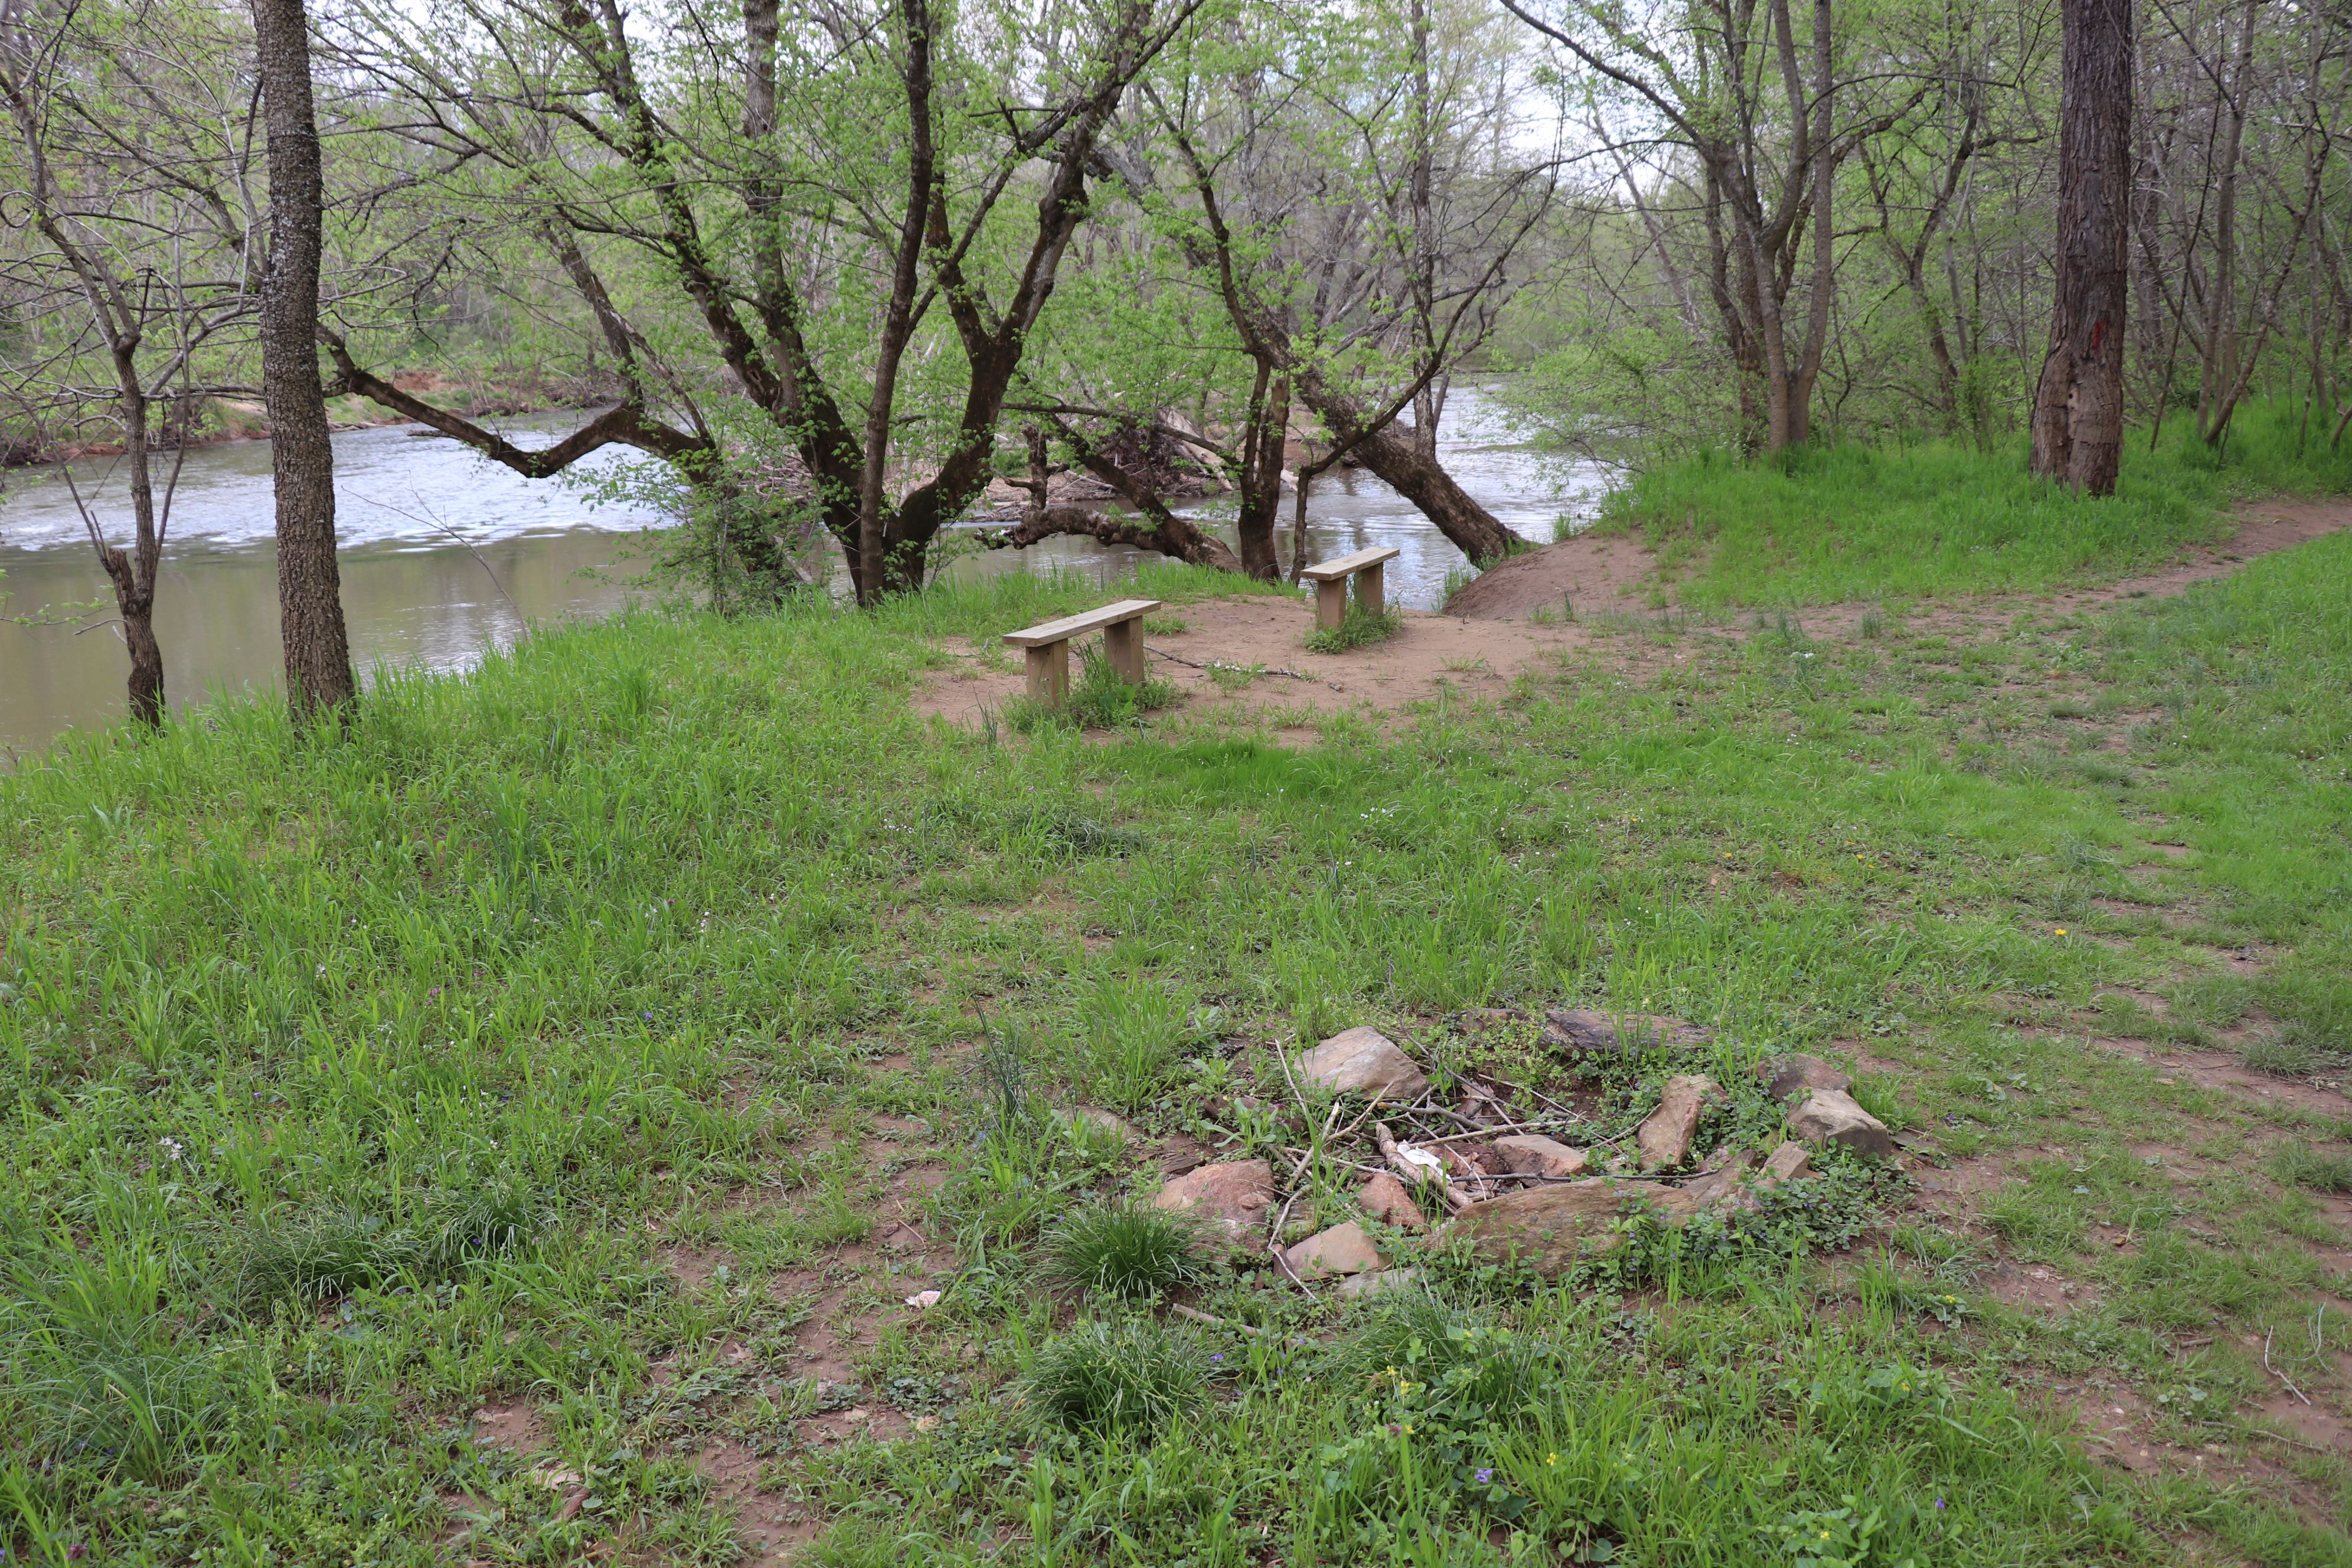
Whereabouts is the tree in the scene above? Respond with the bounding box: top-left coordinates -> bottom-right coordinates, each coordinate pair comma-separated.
2028,0 -> 2132,494
252,0 -> 355,709
998,0 -> 1550,574
0,0 -> 260,726
1504,0 -> 1933,452
326,0 -> 1200,603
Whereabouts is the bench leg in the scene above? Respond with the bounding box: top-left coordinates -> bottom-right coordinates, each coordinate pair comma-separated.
1103,619 -> 1146,683
1024,641 -> 1069,705
1315,576 -> 1348,631
1357,561 -> 1386,619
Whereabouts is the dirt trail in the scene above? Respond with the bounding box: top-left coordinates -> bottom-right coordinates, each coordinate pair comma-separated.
912,498 -> 2352,732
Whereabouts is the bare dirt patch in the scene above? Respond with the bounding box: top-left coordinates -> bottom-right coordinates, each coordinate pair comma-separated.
913,593 -> 1586,729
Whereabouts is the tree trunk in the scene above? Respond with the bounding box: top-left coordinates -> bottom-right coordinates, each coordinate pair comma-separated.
1291,379 -> 1518,564
2194,0 -> 2258,442
2029,0 -> 2132,496
251,0 -> 355,712
1234,366 -> 1289,580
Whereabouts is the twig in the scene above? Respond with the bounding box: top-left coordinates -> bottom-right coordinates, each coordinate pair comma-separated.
1146,645 -> 1344,691
2263,1326 -> 2312,1404
2230,1422 -> 2328,1453
1170,1302 -> 1262,1337
1407,1119 -> 1577,1147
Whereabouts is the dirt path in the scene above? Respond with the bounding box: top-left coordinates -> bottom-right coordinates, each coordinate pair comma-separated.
912,498 -> 2352,732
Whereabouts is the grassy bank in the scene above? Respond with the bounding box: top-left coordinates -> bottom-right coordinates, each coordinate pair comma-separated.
1596,398 -> 2352,607
3,544 -> 2349,1564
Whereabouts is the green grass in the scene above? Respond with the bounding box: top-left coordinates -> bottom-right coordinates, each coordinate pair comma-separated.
1304,603 -> 1405,654
1041,1203 -> 1211,1299
1599,396 -> 2352,607
4,540 -> 2351,1562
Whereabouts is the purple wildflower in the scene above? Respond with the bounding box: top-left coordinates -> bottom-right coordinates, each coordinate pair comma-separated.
1475,1468 -> 1494,1484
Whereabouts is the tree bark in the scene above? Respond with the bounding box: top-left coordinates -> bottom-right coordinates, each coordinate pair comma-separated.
2029,0 -> 2133,495
252,0 -> 355,711
1291,374 -> 1518,564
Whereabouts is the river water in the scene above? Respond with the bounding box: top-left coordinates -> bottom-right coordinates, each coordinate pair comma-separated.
0,392 -> 1596,756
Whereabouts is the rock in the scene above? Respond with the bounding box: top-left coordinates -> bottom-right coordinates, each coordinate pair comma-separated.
1152,1158 -> 1277,1242
1337,1266 -> 1424,1299
1443,1178 -> 1701,1278
1786,1089 -> 1894,1160
1297,1027 -> 1429,1102
903,1289 -> 942,1308
1757,1055 -> 1853,1104
1636,1074 -> 1723,1170
1493,1134 -> 1589,1181
1540,1010 -> 1710,1055
1760,1141 -> 1813,1183
1067,1106 -> 1136,1142
1681,1147 -> 1759,1207
1283,1221 -> 1384,1280
1538,1010 -> 1625,1054
1355,1172 -> 1430,1233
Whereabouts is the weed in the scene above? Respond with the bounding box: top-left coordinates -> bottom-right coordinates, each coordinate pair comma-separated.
1304,604 -> 1405,654
2264,1142 -> 2352,1194
1041,1204 -> 1211,1299
1141,614 -> 1188,635
1017,1318 -> 1211,1437
1005,642 -> 1182,731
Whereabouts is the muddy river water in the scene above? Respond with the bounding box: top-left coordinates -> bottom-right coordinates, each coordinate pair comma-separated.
0,391 -> 1596,756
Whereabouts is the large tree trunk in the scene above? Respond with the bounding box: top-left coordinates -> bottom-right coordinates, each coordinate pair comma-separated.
252,0 -> 355,711
2029,0 -> 2133,495
1234,366 -> 1289,580
1291,378 -> 1519,564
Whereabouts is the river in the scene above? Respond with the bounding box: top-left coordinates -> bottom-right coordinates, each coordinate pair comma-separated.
0,391 -> 1595,756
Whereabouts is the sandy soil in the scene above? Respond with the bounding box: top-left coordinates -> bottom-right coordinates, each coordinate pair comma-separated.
911,498 -> 2352,734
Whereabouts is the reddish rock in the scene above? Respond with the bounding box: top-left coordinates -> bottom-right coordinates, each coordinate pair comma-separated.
1636,1074 -> 1724,1170
1355,1171 -> 1429,1233
1493,1134 -> 1589,1180
1681,1147 -> 1760,1207
1760,1141 -> 1813,1183
1757,1055 -> 1853,1104
1445,1178 -> 1701,1278
1152,1158 -> 1276,1243
1283,1221 -> 1384,1280
1787,1089 -> 1894,1160
1298,1027 -> 1429,1102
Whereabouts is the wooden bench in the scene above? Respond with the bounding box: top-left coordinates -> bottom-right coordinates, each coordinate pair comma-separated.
1002,597 -> 1161,704
1299,545 -> 1400,631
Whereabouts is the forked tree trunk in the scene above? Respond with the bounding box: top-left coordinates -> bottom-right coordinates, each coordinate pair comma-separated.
252,0 -> 356,712
2030,0 -> 2133,495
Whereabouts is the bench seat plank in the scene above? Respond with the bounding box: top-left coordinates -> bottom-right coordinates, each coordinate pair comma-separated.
1299,545 -> 1400,582
1002,597 -> 1162,649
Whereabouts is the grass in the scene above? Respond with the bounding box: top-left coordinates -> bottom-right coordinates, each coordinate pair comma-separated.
3,538 -> 2351,1562
1304,603 -> 1404,653
1600,396 -> 2352,607
1005,642 -> 1184,733
1042,1204 -> 1211,1299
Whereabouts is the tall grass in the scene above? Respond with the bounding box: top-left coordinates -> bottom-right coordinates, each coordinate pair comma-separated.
1599,396 -> 2352,607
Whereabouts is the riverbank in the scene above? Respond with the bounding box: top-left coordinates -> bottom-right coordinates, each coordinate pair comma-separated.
1572,400 -> 2352,608
4,535 -> 2348,1564
0,368 -> 614,467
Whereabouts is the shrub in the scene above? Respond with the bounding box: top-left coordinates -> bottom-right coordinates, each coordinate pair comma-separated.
1042,1203 -> 1210,1301
1017,1318 -> 1211,1437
